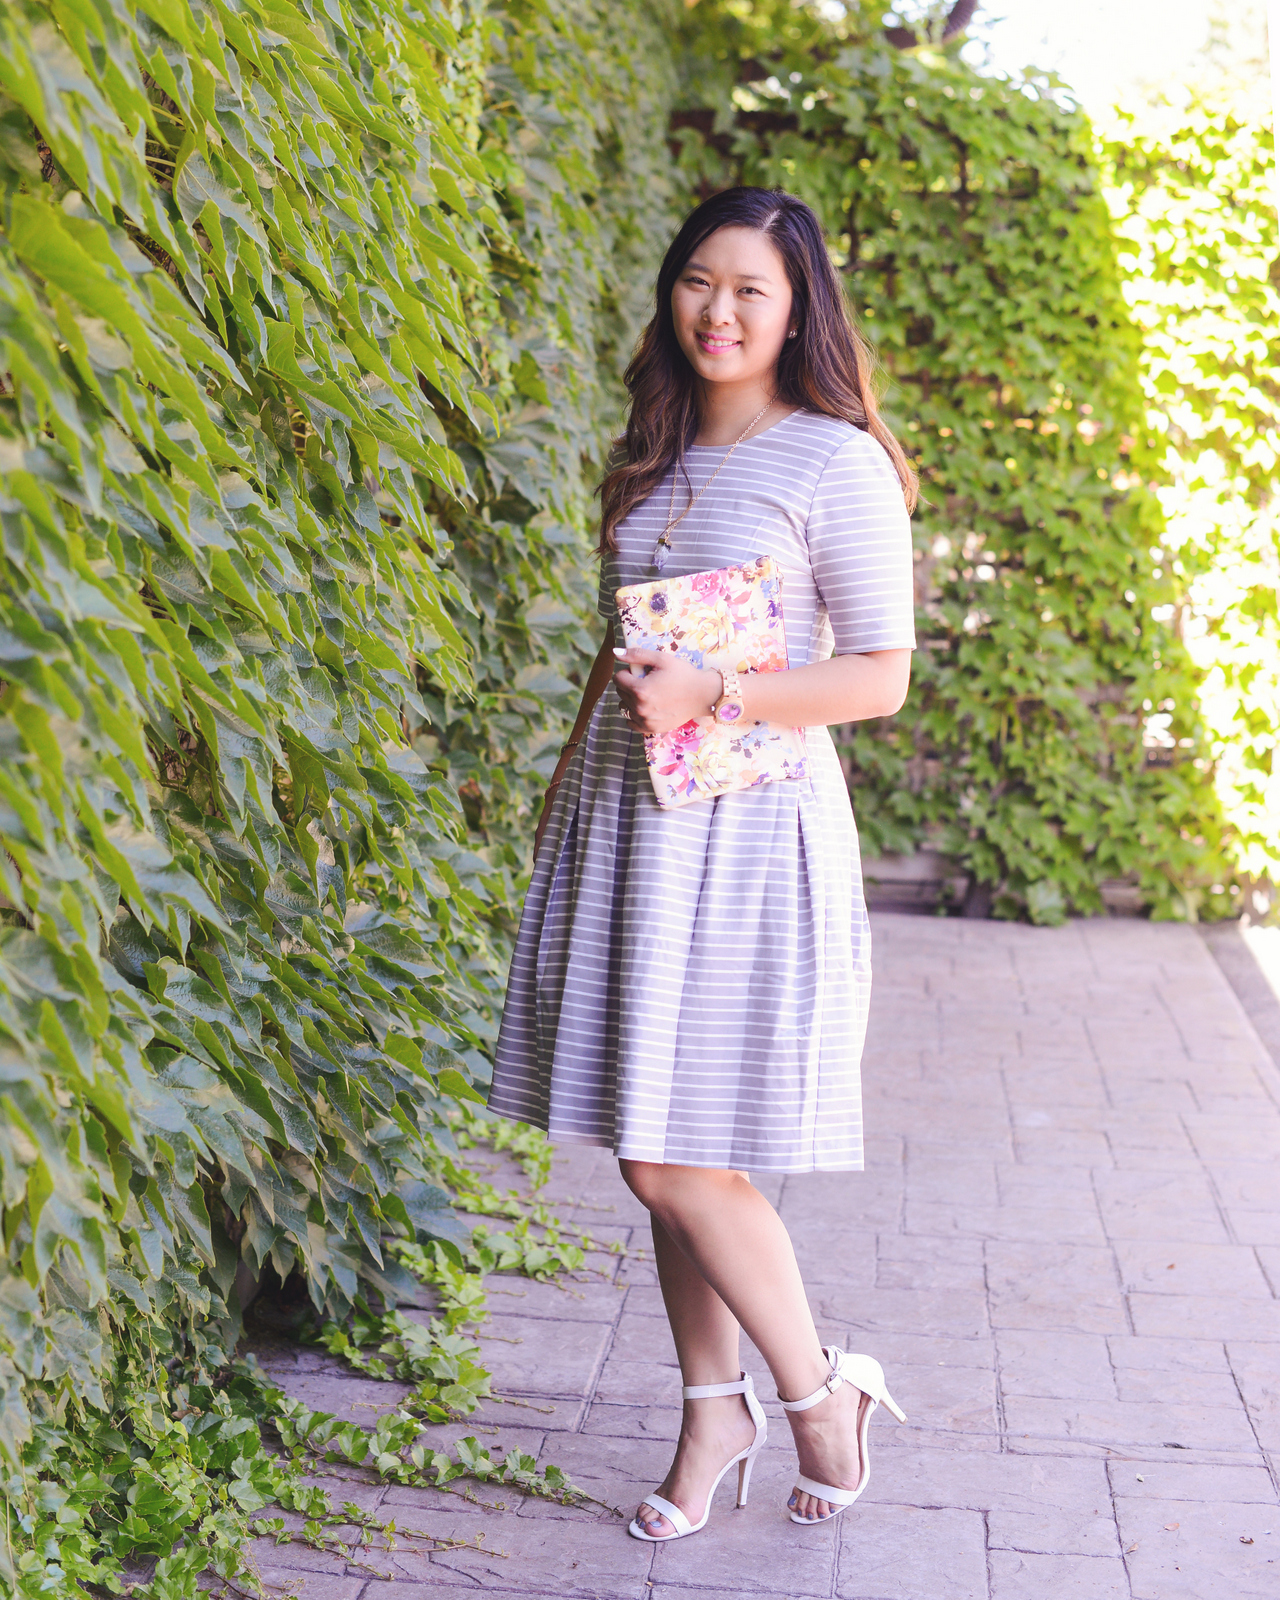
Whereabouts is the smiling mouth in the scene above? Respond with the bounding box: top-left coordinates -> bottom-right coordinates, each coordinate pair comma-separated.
696,332 -> 740,351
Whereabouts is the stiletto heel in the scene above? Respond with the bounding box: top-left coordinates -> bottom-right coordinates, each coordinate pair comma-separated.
780,1346 -> 906,1525
627,1371 -> 767,1541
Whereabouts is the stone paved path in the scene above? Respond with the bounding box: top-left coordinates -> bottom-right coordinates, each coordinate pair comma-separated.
253,914 -> 1280,1599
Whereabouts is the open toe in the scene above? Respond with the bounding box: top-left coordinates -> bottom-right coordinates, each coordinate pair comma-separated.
627,1373 -> 768,1543
780,1348 -> 906,1527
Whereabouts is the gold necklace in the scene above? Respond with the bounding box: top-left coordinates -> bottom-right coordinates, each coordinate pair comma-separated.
652,398 -> 775,572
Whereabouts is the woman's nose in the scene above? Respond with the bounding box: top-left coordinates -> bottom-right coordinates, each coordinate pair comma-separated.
701,287 -> 736,326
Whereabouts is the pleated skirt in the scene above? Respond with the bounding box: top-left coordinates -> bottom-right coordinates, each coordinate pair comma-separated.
487,688 -> 871,1172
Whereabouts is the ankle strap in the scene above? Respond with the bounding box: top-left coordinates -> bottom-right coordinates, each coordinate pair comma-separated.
682,1371 -> 751,1400
778,1349 -> 844,1413
778,1372 -> 843,1412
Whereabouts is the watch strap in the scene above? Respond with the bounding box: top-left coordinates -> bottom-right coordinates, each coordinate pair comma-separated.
713,666 -> 746,725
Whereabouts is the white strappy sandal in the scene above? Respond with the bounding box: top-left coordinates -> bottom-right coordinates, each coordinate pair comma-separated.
627,1371 -> 768,1542
779,1346 -> 906,1524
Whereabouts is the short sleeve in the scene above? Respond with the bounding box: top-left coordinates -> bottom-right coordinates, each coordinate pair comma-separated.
597,550 -> 620,622
804,433 -> 916,653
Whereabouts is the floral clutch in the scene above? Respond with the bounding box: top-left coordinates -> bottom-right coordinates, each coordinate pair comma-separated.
615,555 -> 808,810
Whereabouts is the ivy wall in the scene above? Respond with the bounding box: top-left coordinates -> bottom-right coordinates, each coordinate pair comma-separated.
672,0 -> 1241,923
1104,93 -> 1280,918
0,0 -> 680,1589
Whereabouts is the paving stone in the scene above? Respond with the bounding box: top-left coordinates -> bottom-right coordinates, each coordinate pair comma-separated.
1107,1460 -> 1279,1502
1128,1293 -> 1280,1342
790,1230 -> 880,1286
644,1449 -> 839,1595
986,1243 -> 1127,1335
1001,1395 -> 1259,1454
374,1507 -> 653,1595
481,1273 -> 629,1323
1112,1363 -> 1244,1408
519,1432 -> 676,1522
991,1164 -> 1098,1207
1112,1240 -> 1274,1299
247,1536 -> 358,1576
470,1312 -> 612,1399
904,1200 -> 1107,1246
875,1360 -> 997,1441
864,1443 -> 1111,1522
1101,1072 -> 1199,1113
1114,1496 -> 1280,1599
1223,1209 -> 1280,1246
835,1505 -> 987,1599
1100,1112 -> 1198,1153
1205,1160 -> 1280,1211
271,1373 -> 415,1424
364,1587 -> 570,1599
875,1233 -> 986,1292
612,1255 -> 660,1289
861,1330 -> 998,1371
781,1171 -> 904,1230
1002,1065 -> 1109,1110
607,1313 -> 679,1364
988,1551 -> 1130,1598
903,1149 -> 1000,1206
1110,1148 -> 1209,1174
1227,1341 -> 1280,1451
1093,1170 -> 1231,1244
1106,1335 -> 1233,1375
1010,1128 -> 1114,1167
1183,1113 -> 1280,1163
812,1286 -> 989,1340
594,1356 -> 685,1408
254,1569 -> 368,1600
995,1330 -> 1116,1402
987,1504 -> 1120,1558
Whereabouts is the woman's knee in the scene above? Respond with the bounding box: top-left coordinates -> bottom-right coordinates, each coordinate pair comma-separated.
619,1160 -> 747,1218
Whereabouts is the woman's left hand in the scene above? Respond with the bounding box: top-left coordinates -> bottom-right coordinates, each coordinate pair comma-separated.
613,650 -> 721,736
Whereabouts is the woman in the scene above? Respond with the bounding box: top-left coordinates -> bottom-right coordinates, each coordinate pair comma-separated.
488,187 -> 917,1538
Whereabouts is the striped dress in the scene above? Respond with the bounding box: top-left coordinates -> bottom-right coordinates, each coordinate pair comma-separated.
488,410 -> 916,1173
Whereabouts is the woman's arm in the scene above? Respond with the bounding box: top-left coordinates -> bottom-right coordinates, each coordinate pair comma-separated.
612,647 -> 911,734
534,631 -> 617,854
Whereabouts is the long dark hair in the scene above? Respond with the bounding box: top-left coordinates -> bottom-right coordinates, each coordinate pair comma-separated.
598,187 -> 917,552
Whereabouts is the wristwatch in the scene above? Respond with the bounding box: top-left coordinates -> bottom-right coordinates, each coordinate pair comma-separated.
713,667 -> 747,725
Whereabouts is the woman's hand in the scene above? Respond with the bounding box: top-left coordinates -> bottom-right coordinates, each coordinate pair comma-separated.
613,650 -> 721,737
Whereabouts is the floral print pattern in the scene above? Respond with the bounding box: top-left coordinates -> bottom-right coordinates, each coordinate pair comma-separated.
615,556 -> 808,810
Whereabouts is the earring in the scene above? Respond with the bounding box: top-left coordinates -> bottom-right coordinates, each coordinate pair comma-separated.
787,330 -> 798,338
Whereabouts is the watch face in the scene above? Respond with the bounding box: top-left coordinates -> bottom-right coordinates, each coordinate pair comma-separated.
719,702 -> 744,723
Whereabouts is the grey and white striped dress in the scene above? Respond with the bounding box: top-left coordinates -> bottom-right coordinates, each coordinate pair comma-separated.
488,410 -> 915,1173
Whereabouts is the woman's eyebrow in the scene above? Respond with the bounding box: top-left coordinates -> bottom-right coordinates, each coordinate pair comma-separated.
683,260 -> 775,282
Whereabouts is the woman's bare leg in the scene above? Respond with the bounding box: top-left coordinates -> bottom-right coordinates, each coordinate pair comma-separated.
629,1215 -> 758,1537
621,1161 -> 870,1527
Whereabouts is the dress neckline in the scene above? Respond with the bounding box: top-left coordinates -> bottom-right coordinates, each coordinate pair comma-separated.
686,408 -> 803,452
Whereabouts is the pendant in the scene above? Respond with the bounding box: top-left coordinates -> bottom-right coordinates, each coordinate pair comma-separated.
652,542 -> 669,573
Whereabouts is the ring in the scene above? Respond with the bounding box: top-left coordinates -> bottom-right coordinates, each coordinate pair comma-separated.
620,707 -> 632,722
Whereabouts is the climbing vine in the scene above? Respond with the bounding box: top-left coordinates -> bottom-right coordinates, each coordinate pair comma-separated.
673,1 -> 1233,921
1103,92 -> 1280,917
0,0 -> 676,1592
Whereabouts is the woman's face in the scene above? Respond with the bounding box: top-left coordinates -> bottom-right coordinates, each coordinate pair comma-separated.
670,226 -> 795,390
